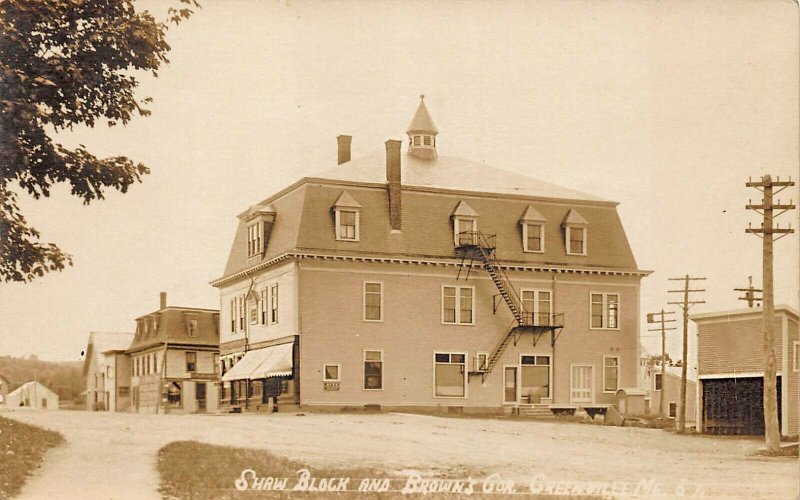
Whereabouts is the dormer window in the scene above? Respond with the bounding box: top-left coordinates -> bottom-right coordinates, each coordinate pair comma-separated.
520,206 -> 546,253
332,191 -> 362,242
336,210 -> 359,240
567,226 -> 586,255
423,135 -> 432,146
451,201 -> 479,246
247,222 -> 263,257
413,135 -> 421,146
562,209 -> 588,256
240,204 -> 276,259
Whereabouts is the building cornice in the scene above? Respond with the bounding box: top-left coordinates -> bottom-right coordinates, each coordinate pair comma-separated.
210,250 -> 651,288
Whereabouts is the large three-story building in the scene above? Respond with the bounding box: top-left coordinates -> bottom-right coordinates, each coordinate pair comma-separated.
212,98 -> 649,414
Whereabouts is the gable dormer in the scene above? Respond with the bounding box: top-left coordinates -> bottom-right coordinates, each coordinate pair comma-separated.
240,204 -> 276,259
451,201 -> 478,246
519,205 -> 546,253
332,191 -> 361,241
562,209 -> 588,256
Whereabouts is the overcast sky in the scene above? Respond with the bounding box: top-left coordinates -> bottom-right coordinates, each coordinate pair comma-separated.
1,0 -> 797,365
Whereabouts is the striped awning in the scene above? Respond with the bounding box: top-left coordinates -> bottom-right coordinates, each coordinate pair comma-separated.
249,342 -> 293,379
221,343 -> 293,382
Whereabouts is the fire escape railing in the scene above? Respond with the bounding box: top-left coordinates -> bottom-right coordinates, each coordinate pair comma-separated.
456,231 -> 564,376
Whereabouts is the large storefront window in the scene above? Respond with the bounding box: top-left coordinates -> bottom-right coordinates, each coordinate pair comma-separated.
434,353 -> 466,397
520,355 -> 550,402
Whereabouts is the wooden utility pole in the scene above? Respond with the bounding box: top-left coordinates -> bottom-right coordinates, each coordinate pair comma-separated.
746,174 -> 795,452
734,276 -> 762,308
668,275 -> 706,434
647,310 -> 676,417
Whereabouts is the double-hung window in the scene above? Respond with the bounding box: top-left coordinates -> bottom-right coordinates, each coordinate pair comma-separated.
434,353 -> 467,397
442,286 -> 474,325
238,296 -> 245,331
247,222 -> 262,257
230,299 -> 236,333
566,226 -> 586,255
363,350 -> 383,390
520,289 -> 552,326
261,288 -> 268,325
562,209 -> 588,256
336,209 -> 358,241
603,356 -> 619,393
270,284 -> 278,324
523,223 -> 544,252
363,282 -> 383,321
590,293 -> 619,329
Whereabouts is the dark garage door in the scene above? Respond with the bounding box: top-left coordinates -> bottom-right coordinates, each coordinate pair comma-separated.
702,376 -> 781,435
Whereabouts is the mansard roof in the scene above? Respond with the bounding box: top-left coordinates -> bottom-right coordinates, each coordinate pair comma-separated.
127,306 -> 220,353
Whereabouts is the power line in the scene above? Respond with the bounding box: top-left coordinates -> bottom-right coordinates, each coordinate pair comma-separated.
746,174 -> 795,451
667,275 -> 705,434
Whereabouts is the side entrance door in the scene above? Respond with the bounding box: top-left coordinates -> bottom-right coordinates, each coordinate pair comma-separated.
196,382 -> 207,413
504,366 -> 518,403
570,365 -> 593,403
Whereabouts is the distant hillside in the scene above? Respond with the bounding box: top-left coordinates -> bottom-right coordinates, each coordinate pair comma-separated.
0,356 -> 83,402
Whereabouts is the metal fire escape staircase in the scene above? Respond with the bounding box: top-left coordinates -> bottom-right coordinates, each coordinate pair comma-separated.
455,231 -> 564,382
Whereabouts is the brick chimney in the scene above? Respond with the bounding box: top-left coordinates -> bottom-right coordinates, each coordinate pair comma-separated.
385,139 -> 402,231
159,292 -> 167,310
337,135 -> 352,165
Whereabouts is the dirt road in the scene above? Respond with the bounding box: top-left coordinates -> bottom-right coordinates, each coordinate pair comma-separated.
3,409 -> 796,499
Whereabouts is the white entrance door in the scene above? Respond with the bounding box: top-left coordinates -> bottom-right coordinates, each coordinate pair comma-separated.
570,365 -> 593,403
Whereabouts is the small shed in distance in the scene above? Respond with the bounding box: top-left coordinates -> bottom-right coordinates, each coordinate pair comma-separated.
6,381 -> 59,410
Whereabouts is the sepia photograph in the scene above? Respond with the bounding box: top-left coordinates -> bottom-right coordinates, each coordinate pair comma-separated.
1,0 -> 798,498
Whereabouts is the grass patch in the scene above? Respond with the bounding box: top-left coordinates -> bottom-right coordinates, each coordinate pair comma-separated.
158,441 -> 599,499
0,416 -> 64,499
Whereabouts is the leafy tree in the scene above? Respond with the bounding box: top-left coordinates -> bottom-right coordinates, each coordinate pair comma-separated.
0,0 -> 197,281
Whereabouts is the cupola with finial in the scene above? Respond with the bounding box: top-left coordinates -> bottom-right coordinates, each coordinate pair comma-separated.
407,94 -> 438,160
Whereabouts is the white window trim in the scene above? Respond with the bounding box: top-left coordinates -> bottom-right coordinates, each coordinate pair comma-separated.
794,341 -> 799,372
247,221 -> 263,257
362,349 -> 384,391
432,351 -> 469,399
520,288 -> 553,326
441,285 -> 476,326
602,355 -> 620,394
565,225 -> 587,256
335,208 -> 360,242
453,217 -> 477,246
322,363 -> 341,382
270,283 -> 279,325
588,292 -> 621,331
522,222 -> 545,253
569,364 -> 595,404
519,353 -> 552,400
653,372 -> 663,391
260,288 -> 268,325
363,281 -> 384,322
